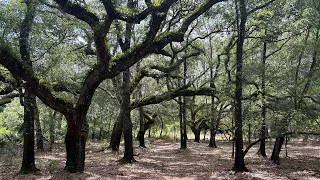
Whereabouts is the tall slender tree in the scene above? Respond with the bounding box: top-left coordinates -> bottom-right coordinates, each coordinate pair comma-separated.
232,0 -> 248,172
19,0 -> 39,174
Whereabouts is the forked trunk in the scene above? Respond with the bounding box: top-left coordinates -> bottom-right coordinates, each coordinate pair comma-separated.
110,112 -> 123,151
270,136 -> 285,165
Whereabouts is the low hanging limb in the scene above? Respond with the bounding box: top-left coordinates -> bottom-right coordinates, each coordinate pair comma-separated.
243,131 -> 320,157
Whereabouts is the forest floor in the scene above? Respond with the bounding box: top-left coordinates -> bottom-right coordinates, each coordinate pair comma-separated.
1,138 -> 320,180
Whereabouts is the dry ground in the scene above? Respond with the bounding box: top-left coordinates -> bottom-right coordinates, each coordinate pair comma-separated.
1,139 -> 320,180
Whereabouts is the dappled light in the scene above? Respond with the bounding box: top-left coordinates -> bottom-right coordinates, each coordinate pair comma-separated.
0,0 -> 320,178
1,139 -> 320,179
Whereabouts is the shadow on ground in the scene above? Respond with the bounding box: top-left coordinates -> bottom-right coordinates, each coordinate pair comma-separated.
1,139 -> 320,179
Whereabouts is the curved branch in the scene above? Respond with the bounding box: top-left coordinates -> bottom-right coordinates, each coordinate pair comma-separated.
53,0 -> 99,27
150,51 -> 200,73
108,0 -> 225,78
100,0 -> 177,23
0,45 -> 73,115
130,87 -> 216,109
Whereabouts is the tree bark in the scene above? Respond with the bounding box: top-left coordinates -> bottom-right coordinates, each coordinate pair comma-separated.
109,113 -> 123,151
64,113 -> 88,173
258,28 -> 267,157
209,96 -> 217,148
19,0 -> 39,174
34,100 -> 44,151
270,136 -> 285,165
232,0 -> 248,172
191,126 -> 201,143
49,111 -> 57,151
138,74 -> 145,147
180,60 -> 188,149
119,69 -> 135,163
208,38 -> 217,148
20,91 -> 39,174
137,111 -> 155,147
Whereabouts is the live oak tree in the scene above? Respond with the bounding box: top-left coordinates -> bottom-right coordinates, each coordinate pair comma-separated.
0,0 -> 226,173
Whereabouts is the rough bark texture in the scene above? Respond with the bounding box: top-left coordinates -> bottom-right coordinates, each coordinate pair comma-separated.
258,29 -> 267,157
119,69 -> 135,163
64,113 -> 88,173
232,0 -> 248,172
20,91 -> 39,174
19,0 -> 39,174
137,110 -> 155,147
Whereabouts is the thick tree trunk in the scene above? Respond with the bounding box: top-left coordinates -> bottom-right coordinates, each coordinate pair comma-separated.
19,0 -> 39,174
119,69 -> 135,163
137,112 -> 155,147
258,121 -> 267,157
190,124 -> 201,143
65,117 -> 81,173
109,112 -> 123,151
34,101 -> 44,151
137,130 -> 146,147
64,113 -> 88,173
232,0 -> 248,172
122,114 -> 134,162
194,129 -> 201,143
270,136 -> 285,165
78,119 -> 88,172
20,91 -> 39,174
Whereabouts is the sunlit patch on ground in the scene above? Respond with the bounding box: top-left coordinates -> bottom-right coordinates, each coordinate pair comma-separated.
0,139 -> 320,179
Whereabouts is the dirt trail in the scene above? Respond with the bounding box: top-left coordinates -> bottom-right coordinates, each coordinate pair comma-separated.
1,139 -> 320,179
